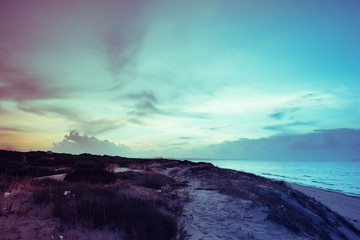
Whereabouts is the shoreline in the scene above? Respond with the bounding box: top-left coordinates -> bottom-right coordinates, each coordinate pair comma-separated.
190,159 -> 360,197
1,150 -> 360,240
290,183 -> 360,231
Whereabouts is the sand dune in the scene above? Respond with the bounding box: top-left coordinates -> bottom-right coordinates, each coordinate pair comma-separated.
1,150 -> 359,240
291,184 -> 360,231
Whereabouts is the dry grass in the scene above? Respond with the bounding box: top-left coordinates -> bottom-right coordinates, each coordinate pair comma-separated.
31,179 -> 177,240
134,173 -> 176,189
0,174 -> 16,192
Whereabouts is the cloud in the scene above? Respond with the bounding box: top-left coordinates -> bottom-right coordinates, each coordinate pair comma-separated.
0,127 -> 23,132
178,136 -> 192,140
17,102 -> 125,135
17,103 -> 77,117
268,107 -> 300,120
289,131 -> 338,149
122,91 -> 164,116
264,121 -> 317,131
268,112 -> 285,120
0,0 -> 152,101
52,130 -> 168,158
193,128 -> 360,160
52,130 -> 130,156
0,59 -> 61,101
209,125 -> 232,131
77,120 -> 125,135
127,91 -> 158,103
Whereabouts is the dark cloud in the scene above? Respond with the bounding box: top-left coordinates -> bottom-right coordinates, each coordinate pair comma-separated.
209,125 -> 232,131
125,91 -> 163,116
52,130 -> 130,156
0,126 -> 23,132
301,93 -> 316,99
268,107 -> 300,120
17,103 -> 77,117
289,132 -> 338,149
196,128 -> 360,160
127,91 -> 158,103
264,121 -> 317,131
133,101 -> 161,115
119,91 -> 211,119
268,112 -> 285,120
178,136 -> 192,140
300,93 -> 323,102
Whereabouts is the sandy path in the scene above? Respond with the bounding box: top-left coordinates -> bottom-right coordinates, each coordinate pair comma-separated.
182,180 -> 308,240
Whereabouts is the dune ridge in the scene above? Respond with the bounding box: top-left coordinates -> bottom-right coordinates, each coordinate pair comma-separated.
0,150 -> 359,240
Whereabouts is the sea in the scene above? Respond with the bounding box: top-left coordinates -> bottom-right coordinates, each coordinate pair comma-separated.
190,159 -> 360,197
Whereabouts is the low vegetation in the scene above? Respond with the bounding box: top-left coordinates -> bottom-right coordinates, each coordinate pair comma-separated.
31,179 -> 177,240
1,150 -> 359,240
65,162 -> 116,184
0,150 -> 187,240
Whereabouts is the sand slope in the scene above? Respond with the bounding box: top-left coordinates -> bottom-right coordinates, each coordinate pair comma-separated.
1,151 -> 359,240
291,184 -> 360,231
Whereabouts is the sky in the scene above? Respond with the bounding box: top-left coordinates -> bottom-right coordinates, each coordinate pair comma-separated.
0,0 -> 359,159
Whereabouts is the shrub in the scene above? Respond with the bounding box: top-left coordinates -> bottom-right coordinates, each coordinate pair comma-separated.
32,181 -> 177,240
0,158 -> 53,177
65,163 -> 116,184
0,158 -> 27,175
0,174 -> 15,191
135,173 -> 176,189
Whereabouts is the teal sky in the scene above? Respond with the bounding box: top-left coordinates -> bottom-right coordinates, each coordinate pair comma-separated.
0,0 -> 359,158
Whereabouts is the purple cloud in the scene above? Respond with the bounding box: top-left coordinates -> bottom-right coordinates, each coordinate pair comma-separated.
0,127 -> 23,132
0,59 -> 60,101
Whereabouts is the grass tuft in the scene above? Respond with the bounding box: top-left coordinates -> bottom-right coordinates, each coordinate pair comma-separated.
32,179 -> 177,240
65,163 -> 116,184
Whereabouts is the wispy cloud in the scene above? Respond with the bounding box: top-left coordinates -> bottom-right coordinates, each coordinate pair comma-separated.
17,102 -> 125,135
127,91 -> 158,103
0,59 -> 61,101
178,136 -> 192,140
0,126 -> 23,132
264,121 -> 317,131
77,120 -> 125,136
126,91 -> 163,116
268,107 -> 300,120
17,103 -> 77,117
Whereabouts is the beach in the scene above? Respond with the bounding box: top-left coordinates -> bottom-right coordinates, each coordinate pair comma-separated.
1,150 -> 360,240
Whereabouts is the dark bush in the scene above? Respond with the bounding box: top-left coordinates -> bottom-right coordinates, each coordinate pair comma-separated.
0,158 -> 53,177
0,150 -> 24,162
65,163 -> 116,184
32,182 -> 177,240
0,158 -> 27,175
135,173 -> 176,189
0,174 -> 15,191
